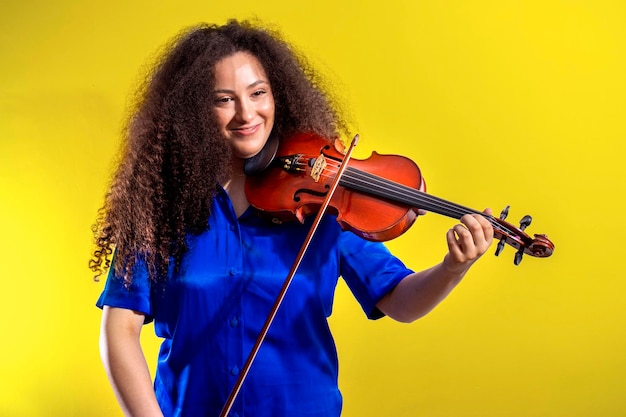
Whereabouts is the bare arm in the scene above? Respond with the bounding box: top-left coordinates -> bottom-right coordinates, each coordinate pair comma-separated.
99,306 -> 164,417
377,211 -> 494,323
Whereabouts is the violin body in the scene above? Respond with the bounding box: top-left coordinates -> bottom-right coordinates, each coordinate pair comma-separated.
246,132 -> 423,241
245,132 -> 554,263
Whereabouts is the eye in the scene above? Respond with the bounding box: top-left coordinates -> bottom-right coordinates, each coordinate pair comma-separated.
214,96 -> 233,106
252,89 -> 267,98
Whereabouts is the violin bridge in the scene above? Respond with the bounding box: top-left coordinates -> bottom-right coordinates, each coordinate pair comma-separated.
310,154 -> 327,183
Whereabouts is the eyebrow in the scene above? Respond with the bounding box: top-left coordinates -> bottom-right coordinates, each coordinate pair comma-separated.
213,79 -> 269,94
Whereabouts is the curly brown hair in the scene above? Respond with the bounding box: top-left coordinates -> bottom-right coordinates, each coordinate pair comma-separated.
90,19 -> 350,284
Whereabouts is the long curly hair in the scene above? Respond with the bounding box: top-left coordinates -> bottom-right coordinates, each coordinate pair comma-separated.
90,19 -> 350,284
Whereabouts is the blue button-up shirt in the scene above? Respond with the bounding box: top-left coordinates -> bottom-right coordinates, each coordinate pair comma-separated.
97,188 -> 412,417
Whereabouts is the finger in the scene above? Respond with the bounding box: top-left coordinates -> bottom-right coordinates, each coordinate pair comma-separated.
476,213 -> 494,243
473,213 -> 494,247
461,213 -> 494,247
448,224 -> 479,260
459,214 -> 485,245
479,208 -> 494,243
446,224 -> 475,263
446,228 -> 466,262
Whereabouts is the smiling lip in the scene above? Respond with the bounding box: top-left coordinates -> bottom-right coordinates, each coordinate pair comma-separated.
231,124 -> 261,136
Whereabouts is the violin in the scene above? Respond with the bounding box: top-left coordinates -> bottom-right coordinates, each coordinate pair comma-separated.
245,132 -> 554,265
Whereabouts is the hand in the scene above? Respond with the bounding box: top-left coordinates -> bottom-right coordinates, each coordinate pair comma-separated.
442,208 -> 494,274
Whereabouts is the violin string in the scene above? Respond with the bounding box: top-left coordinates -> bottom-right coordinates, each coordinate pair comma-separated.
294,158 -> 472,218
291,159 -> 512,236
293,159 -> 455,216
339,164 -> 513,236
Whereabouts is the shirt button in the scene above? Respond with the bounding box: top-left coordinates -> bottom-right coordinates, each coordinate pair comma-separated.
229,268 -> 238,276
230,224 -> 236,231
231,366 -> 240,376
230,317 -> 239,327
231,413 -> 239,417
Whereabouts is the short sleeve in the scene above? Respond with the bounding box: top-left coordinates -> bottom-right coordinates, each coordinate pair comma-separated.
95,256 -> 154,322
338,232 -> 413,320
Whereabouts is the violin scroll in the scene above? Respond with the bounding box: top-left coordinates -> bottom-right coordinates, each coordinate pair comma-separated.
491,206 -> 554,265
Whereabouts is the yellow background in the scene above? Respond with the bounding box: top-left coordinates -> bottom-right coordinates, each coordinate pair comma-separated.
1,1 -> 625,416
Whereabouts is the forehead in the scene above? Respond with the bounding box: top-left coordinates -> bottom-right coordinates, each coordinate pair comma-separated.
213,51 -> 269,86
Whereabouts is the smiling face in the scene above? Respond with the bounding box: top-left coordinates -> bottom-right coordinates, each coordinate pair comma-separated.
212,51 -> 276,160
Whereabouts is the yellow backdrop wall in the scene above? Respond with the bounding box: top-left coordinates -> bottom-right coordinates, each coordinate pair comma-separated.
1,1 -> 625,416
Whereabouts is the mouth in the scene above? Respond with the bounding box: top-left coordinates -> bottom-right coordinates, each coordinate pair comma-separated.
230,123 -> 261,136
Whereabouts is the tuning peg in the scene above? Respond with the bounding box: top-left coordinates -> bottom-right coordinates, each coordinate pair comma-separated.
495,237 -> 506,256
499,205 -> 510,220
519,215 -> 532,231
514,247 -> 524,265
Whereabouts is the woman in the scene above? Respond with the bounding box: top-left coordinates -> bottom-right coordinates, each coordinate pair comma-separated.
92,19 -> 493,417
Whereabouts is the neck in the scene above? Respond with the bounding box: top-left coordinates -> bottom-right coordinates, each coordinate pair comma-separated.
223,157 -> 250,217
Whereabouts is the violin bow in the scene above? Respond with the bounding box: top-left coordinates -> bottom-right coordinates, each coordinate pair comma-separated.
219,135 -> 359,417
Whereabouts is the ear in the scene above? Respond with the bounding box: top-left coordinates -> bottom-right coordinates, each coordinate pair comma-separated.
243,135 -> 279,176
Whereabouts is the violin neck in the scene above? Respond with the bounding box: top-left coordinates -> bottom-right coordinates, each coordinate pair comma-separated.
340,166 -> 483,221
338,166 -> 527,244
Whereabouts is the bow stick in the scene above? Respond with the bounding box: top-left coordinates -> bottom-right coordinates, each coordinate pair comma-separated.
219,134 -> 359,417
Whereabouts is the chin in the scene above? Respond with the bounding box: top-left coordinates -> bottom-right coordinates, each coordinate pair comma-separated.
234,140 -> 268,159
233,146 -> 263,160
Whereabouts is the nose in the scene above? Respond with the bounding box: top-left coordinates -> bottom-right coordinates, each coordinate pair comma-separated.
235,97 -> 255,123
